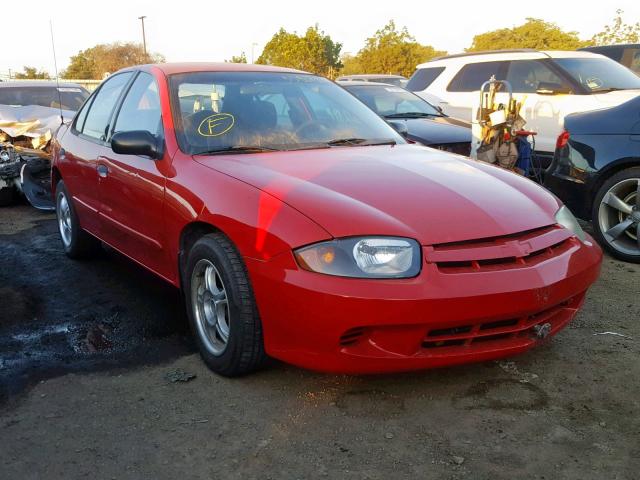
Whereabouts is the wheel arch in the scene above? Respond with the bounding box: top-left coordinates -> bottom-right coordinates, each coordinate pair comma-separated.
51,166 -> 62,194
589,157 -> 640,205
178,221 -> 224,290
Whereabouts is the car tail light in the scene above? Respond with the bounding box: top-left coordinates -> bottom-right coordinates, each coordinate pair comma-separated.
556,131 -> 570,149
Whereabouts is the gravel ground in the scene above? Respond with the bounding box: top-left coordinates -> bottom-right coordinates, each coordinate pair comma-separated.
0,203 -> 638,479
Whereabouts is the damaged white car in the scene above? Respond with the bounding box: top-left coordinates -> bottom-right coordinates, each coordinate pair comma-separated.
0,81 -> 89,209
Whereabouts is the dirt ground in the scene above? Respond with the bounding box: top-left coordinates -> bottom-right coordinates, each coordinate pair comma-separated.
1,203 -> 638,479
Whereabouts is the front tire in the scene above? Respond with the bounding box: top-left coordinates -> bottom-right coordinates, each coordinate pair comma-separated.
592,167 -> 640,263
55,180 -> 101,258
184,233 -> 266,376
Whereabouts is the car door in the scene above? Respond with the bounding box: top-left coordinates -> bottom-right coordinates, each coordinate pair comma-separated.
97,71 -> 172,280
504,60 -> 574,154
444,61 -> 509,121
59,72 -> 133,236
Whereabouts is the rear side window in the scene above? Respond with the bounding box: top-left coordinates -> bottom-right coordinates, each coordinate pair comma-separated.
81,72 -> 133,141
113,72 -> 162,136
406,67 -> 445,91
447,61 -> 508,92
73,96 -> 91,133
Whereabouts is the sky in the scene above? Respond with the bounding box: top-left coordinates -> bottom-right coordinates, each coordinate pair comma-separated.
2,0 -> 639,77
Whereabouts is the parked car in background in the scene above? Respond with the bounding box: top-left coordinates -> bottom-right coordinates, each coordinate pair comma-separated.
544,95 -> 640,263
336,74 -> 408,87
342,81 -> 471,155
580,44 -> 640,75
52,63 -> 601,376
407,50 -> 640,164
0,81 -> 89,208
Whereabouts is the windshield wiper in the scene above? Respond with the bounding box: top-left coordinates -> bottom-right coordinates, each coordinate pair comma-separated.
326,138 -> 397,147
384,112 -> 439,119
590,87 -> 623,93
194,145 -> 282,155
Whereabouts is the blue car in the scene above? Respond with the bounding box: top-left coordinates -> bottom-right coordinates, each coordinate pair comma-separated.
341,81 -> 471,156
544,95 -> 640,262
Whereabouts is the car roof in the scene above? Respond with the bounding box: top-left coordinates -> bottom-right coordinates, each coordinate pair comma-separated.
134,62 -> 308,76
580,43 -> 640,50
340,81 -> 400,87
337,74 -> 406,79
0,80 -> 86,88
419,49 -> 603,68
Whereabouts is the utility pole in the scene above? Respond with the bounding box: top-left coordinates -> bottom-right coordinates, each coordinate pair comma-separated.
251,42 -> 258,64
138,16 -> 147,57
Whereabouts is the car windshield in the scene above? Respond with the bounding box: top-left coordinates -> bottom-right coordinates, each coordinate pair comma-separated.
345,84 -> 441,118
170,72 -> 404,155
0,86 -> 89,111
554,57 -> 640,92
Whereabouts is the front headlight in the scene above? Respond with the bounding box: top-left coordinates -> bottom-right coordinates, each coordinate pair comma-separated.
555,205 -> 586,242
294,237 -> 421,278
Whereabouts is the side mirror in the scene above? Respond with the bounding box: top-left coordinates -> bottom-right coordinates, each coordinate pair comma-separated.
536,82 -> 572,95
387,120 -> 409,137
111,131 -> 163,159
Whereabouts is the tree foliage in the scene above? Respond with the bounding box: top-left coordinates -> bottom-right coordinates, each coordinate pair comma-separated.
226,52 -> 248,63
341,21 -> 445,78
257,25 -> 342,78
14,66 -> 50,79
467,18 -> 590,51
592,9 -> 640,46
62,42 -> 165,80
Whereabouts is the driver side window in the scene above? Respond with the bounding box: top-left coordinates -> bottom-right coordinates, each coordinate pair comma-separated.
113,72 -> 162,137
506,61 -> 566,93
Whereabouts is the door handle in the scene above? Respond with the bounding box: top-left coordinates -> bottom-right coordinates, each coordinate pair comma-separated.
97,164 -> 109,178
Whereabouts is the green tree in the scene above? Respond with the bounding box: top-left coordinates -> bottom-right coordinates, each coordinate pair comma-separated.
226,52 -> 248,63
14,66 -> 50,79
467,18 -> 590,51
257,25 -> 342,78
592,9 -> 640,45
62,42 -> 165,80
343,21 -> 446,77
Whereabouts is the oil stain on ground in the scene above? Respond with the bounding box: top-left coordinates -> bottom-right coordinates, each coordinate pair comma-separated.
0,206 -> 194,405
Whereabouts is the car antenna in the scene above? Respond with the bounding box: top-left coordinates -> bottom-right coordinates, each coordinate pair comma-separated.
49,20 -> 64,125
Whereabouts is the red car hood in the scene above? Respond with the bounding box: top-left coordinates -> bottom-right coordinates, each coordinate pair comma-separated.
194,144 -> 560,245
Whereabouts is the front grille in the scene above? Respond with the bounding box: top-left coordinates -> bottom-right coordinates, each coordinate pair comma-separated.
425,225 -> 576,273
422,296 -> 579,351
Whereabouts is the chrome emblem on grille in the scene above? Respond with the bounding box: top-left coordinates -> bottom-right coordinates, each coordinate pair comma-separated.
533,323 -> 552,339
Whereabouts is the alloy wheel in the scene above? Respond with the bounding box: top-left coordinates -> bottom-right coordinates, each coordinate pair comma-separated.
598,178 -> 640,257
57,193 -> 73,248
191,259 -> 231,356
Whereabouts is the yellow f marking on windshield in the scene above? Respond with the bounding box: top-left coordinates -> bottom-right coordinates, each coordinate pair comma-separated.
197,113 -> 235,137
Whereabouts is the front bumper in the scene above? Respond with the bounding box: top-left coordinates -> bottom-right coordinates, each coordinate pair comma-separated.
245,229 -> 602,374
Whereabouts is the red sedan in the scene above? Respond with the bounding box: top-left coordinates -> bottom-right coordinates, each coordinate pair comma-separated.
51,63 -> 602,375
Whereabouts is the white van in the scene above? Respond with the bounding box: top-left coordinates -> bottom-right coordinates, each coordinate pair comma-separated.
407,49 -> 640,160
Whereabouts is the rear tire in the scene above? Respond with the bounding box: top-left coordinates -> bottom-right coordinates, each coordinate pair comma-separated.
592,167 -> 640,263
0,186 -> 14,206
55,180 -> 101,259
184,232 -> 266,376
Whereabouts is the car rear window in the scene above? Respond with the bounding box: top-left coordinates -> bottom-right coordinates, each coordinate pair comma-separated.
406,67 -> 445,92
447,61 -> 508,92
0,86 -> 89,111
